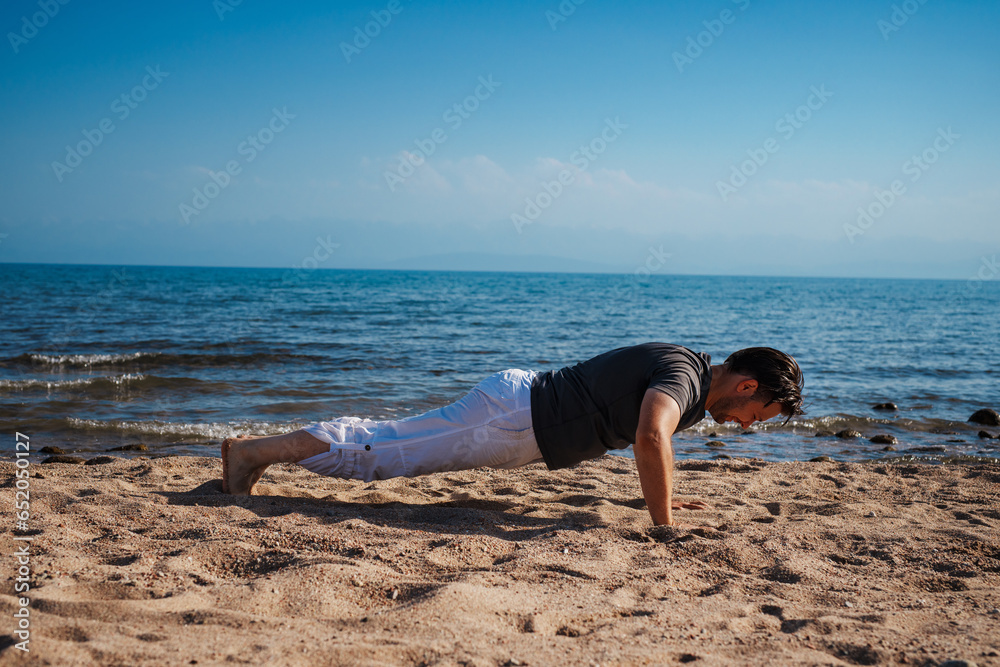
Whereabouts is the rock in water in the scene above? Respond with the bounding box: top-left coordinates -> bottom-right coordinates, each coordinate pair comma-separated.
870,434 -> 898,445
978,431 -> 997,440
40,446 -> 66,454
705,440 -> 726,448
108,443 -> 148,452
836,429 -> 863,439
872,402 -> 898,411
969,409 -> 1000,426
814,431 -> 835,437
912,445 -> 947,453
809,456 -> 834,462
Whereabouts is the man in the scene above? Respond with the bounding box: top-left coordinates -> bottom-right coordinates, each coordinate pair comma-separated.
221,343 -> 804,526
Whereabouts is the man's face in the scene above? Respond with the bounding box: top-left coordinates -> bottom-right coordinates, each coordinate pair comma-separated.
709,393 -> 785,429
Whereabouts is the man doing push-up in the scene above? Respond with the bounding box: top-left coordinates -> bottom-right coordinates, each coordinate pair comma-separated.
221,343 -> 804,526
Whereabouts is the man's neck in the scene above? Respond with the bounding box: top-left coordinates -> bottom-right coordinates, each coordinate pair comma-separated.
705,364 -> 727,412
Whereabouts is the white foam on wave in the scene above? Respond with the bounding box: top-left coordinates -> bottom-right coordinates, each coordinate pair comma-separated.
0,373 -> 145,390
684,414 -> 889,434
29,352 -> 153,366
65,418 -> 305,439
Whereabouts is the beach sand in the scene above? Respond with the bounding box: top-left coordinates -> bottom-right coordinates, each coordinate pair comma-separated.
2,455 -> 999,666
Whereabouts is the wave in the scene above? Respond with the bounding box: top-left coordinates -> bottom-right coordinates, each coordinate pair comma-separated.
25,352 -> 149,366
65,418 -> 305,440
0,373 -> 146,390
684,414 -> 991,436
815,366 -> 992,378
5,350 -> 327,370
876,454 -> 1000,465
0,373 -> 231,395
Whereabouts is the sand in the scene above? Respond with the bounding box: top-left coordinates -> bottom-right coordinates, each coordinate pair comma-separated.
2,454 -> 999,666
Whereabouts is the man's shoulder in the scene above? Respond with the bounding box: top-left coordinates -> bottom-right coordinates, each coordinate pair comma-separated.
562,343 -> 709,377
575,343 -> 710,380
624,342 -> 707,362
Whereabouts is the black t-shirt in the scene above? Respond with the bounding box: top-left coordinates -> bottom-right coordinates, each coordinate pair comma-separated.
529,343 -> 713,470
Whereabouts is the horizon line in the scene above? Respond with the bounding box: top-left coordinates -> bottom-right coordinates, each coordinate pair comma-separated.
0,260 -> 981,284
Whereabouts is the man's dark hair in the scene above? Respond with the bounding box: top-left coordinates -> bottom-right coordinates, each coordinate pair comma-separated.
725,347 -> 804,421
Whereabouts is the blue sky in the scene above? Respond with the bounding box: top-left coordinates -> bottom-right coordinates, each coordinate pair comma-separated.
1,0 -> 997,277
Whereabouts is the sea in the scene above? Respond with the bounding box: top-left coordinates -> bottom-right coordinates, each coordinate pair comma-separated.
1,264 -> 998,464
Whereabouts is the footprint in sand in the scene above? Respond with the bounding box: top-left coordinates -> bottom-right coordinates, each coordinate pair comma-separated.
102,554 -> 141,567
759,564 -> 803,584
816,473 -> 848,489
953,510 -> 991,527
41,626 -> 89,643
760,605 -> 810,634
828,553 -> 869,567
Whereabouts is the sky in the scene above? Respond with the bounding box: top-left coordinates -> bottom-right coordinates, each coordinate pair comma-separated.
0,0 -> 998,278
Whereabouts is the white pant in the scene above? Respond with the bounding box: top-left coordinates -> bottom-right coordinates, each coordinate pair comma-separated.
297,369 -> 542,482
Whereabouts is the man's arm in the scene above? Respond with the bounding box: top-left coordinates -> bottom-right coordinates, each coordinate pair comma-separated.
633,389 -> 683,526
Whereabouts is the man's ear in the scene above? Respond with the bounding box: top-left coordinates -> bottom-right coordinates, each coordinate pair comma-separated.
736,378 -> 759,395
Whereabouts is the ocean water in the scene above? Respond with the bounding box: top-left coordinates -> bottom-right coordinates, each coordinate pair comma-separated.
1,264 -> 998,463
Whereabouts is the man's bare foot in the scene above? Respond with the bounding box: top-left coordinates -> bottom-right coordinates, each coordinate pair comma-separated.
222,430 -> 328,495
221,436 -> 271,495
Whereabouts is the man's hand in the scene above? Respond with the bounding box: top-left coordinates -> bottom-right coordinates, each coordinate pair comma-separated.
633,390 -> 683,526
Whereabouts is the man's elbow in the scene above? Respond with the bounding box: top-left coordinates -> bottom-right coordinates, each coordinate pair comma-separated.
635,431 -> 673,455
